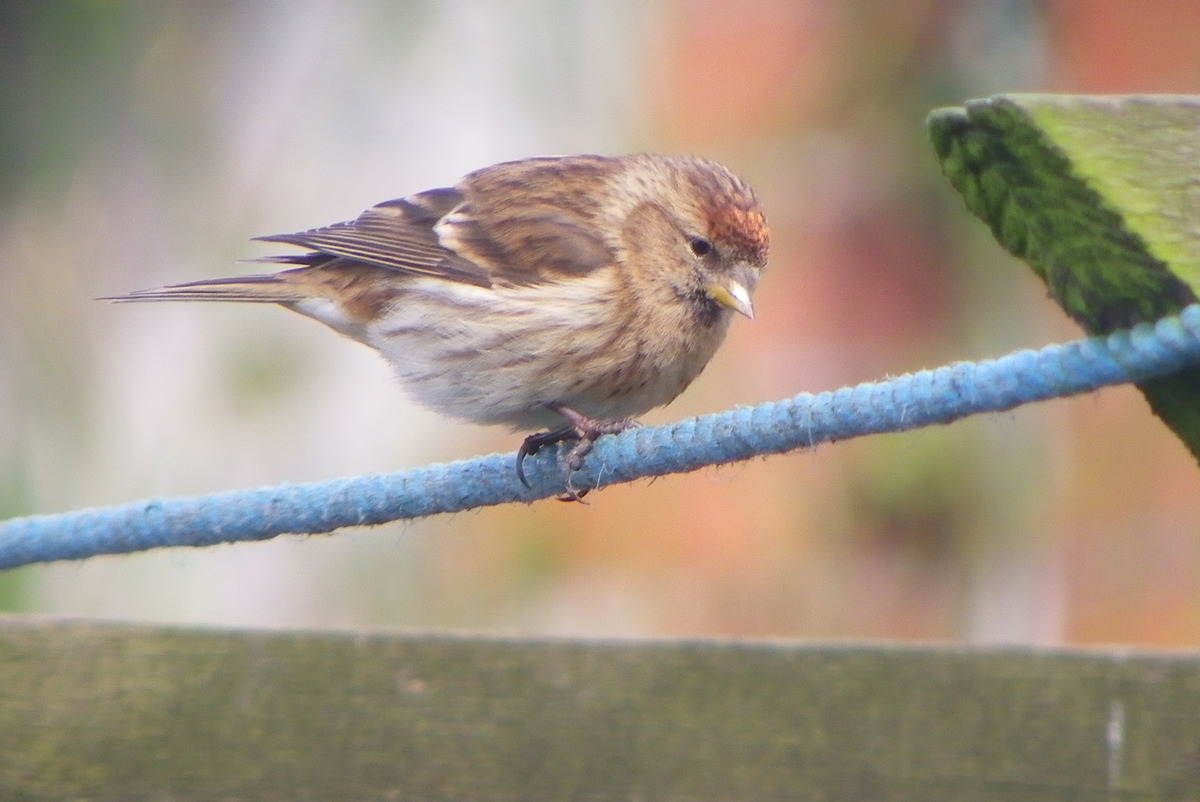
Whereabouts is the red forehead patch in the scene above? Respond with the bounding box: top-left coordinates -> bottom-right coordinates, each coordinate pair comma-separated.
706,199 -> 770,266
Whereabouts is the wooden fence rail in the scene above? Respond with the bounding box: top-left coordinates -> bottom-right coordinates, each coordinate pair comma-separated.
1,616 -> 1197,799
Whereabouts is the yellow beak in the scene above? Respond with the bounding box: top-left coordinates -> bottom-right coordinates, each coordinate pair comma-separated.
707,280 -> 754,319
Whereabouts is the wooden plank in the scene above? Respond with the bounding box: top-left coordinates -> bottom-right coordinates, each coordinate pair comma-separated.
0,616 -> 1197,800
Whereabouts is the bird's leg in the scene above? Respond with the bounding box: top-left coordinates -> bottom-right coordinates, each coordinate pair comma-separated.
516,403 -> 641,501
549,403 -> 641,478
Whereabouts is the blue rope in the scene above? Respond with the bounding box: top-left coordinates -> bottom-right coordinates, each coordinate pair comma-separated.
4,304 -> 1200,570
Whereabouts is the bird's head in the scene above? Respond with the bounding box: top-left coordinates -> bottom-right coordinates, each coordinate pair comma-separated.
612,155 -> 769,326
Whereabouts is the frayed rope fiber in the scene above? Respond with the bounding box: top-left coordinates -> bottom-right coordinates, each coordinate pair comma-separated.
4,304 -> 1200,570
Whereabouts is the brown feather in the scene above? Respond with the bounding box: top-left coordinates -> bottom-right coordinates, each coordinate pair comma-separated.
253,189 -> 493,287
101,274 -> 306,303
447,156 -> 618,282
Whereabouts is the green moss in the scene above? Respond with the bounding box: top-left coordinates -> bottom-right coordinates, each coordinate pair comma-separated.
929,94 -> 1200,463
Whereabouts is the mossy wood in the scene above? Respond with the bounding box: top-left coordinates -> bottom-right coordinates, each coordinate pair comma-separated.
2,618 -> 1200,799
929,94 -> 1200,461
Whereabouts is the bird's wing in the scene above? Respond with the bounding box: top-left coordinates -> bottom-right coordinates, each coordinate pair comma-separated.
254,187 -> 494,287
257,157 -> 620,287
435,156 -> 619,285
432,202 -> 616,285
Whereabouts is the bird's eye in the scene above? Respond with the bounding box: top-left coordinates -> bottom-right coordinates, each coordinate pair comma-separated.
689,237 -> 713,257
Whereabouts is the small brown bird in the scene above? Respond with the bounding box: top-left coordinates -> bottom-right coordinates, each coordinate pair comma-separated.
109,154 -> 769,496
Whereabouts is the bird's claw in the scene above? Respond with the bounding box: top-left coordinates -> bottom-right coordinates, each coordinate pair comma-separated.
516,426 -> 576,489
515,406 -> 641,502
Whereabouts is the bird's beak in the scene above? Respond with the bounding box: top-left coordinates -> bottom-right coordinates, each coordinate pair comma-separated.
707,280 -> 754,320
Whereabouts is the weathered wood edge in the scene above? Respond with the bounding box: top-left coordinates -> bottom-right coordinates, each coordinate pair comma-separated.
2,615 -> 1198,800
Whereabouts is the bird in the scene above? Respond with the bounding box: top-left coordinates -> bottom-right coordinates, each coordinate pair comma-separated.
106,154 -> 770,498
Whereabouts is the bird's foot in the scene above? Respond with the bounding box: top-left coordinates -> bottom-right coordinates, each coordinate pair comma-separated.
516,404 -> 641,501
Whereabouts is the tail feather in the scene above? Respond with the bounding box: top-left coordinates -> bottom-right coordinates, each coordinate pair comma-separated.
101,274 -> 308,304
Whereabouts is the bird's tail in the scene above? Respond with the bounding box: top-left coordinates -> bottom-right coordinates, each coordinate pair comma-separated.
100,273 -> 309,304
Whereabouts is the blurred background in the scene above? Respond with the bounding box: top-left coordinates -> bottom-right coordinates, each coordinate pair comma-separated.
3,0 -> 1200,645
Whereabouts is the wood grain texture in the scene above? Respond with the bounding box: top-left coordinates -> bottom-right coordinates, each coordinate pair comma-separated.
1,617 -> 1198,800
